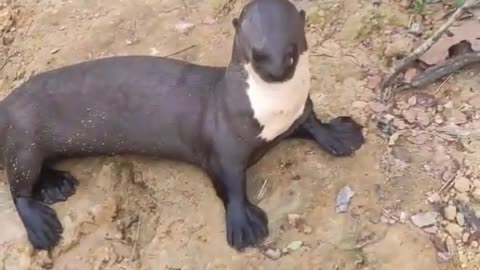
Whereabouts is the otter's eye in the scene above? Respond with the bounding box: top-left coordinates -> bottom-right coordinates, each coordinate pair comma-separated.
285,45 -> 297,67
252,50 -> 269,63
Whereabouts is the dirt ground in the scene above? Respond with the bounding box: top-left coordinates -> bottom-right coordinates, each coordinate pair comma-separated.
0,0 -> 479,269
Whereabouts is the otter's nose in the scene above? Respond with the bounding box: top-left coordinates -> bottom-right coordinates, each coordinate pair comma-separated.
265,57 -> 294,82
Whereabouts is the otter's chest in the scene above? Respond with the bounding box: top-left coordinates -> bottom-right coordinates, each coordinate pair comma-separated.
245,53 -> 310,142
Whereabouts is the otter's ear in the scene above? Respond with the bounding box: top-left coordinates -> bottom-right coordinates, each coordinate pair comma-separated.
232,18 -> 240,29
299,9 -> 306,25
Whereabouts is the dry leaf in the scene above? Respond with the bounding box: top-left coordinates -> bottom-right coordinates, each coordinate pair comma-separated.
420,20 -> 480,65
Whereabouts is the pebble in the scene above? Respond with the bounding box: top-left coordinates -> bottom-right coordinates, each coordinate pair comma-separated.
399,212 -> 407,223
428,193 -> 441,204
436,252 -> 450,263
369,102 -> 387,113
384,38 -> 414,58
403,108 -> 417,123
423,226 -> 438,234
174,21 -> 195,33
262,248 -> 282,260
366,75 -> 383,90
445,223 -> 464,239
434,114 -> 444,124
454,177 -> 471,193
448,109 -> 468,125
456,193 -> 470,204
472,188 -> 480,200
458,253 -> 468,267
471,241 -> 479,248
411,211 -> 439,228
456,213 -> 465,226
286,241 -> 303,252
444,205 -> 457,221
416,111 -> 431,127
473,180 -> 480,188
416,93 -> 437,107
336,186 -> 355,213
287,214 -> 303,228
462,232 -> 470,243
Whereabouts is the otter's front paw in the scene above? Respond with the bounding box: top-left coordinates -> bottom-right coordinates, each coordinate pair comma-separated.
14,197 -> 63,250
318,116 -> 364,156
225,202 -> 269,250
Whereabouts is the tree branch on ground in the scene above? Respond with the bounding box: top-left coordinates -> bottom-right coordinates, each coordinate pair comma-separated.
379,0 -> 480,102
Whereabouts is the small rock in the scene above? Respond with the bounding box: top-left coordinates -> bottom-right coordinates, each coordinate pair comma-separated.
473,180 -> 480,188
436,252 -> 451,263
424,226 -> 438,234
472,188 -> 480,200
408,96 -> 417,106
454,177 -> 471,193
457,213 -> 465,226
416,111 -> 431,127
444,205 -> 457,221
448,110 -> 468,125
286,241 -> 303,252
471,241 -> 479,248
369,101 -> 387,113
50,48 -> 60,54
384,38 -> 413,58
404,68 -> 418,83
399,212 -> 407,223
287,214 -> 304,228
445,223 -> 464,239
458,253 -> 468,266
434,114 -> 444,124
416,93 -> 437,107
428,193 -> 441,204
302,225 -> 313,234
202,16 -> 216,24
446,235 -> 456,253
403,108 -> 417,123
409,22 -> 424,36
336,186 -> 355,213
366,75 -> 382,89
392,118 -> 408,129
262,248 -> 282,260
469,95 -> 480,109
411,211 -> 439,228
174,21 -> 195,33
456,193 -> 470,204
462,232 -> 470,243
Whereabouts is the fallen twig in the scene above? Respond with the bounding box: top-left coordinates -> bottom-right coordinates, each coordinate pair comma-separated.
436,125 -> 480,139
163,44 -> 197,58
379,0 -> 480,101
396,51 -> 480,91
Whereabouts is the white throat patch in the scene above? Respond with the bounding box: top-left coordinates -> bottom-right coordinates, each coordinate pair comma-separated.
244,51 -> 310,141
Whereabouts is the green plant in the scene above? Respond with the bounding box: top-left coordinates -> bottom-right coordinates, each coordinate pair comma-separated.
413,0 -> 427,14
455,0 -> 466,7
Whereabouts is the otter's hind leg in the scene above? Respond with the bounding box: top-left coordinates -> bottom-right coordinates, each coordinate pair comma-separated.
6,144 -> 63,250
32,167 -> 79,205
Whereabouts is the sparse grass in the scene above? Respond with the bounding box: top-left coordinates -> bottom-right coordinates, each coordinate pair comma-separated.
412,0 -> 427,14
455,0 -> 466,7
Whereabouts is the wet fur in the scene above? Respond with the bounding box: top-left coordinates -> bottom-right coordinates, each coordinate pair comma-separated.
0,0 -> 364,251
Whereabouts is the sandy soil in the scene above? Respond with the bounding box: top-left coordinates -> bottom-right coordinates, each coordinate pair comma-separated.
0,0 -> 479,269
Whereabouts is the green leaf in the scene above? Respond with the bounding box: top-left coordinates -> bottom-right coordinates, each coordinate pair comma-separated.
455,0 -> 466,7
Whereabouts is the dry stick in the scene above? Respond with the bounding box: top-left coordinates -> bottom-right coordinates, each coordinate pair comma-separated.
379,0 -> 480,101
397,51 -> 480,91
163,44 -> 197,58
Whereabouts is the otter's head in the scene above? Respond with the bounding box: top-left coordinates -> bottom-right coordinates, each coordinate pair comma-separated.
231,0 -> 307,83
